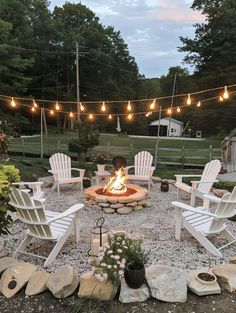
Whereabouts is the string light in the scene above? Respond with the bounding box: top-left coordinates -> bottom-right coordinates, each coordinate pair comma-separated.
108,114 -> 112,120
150,99 -> 156,110
31,106 -> 35,112
128,113 -> 133,120
50,110 -> 54,115
167,108 -> 172,114
10,97 -> 16,108
187,93 -> 191,105
80,102 -> 85,111
177,106 -> 181,113
223,86 -> 229,99
101,101 -> 106,112
127,101 -> 132,111
69,112 -> 74,118
145,112 -> 152,117
219,95 -> 224,101
89,114 -> 93,120
197,101 -> 201,107
55,101 -> 60,111
33,99 -> 38,108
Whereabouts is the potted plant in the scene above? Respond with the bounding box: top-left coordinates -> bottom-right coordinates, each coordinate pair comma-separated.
123,236 -> 149,289
92,153 -> 108,173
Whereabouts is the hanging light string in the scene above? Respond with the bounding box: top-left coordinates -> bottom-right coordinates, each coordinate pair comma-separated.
1,85 -> 235,117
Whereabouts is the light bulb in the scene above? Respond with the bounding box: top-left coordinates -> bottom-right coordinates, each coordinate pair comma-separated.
223,86 -> 229,99
150,99 -> 156,110
187,93 -> 191,105
89,114 -> 93,120
177,106 -> 181,113
146,112 -> 151,117
108,114 -> 112,120
80,102 -> 85,111
31,106 -> 35,112
197,101 -> 201,107
127,101 -> 132,111
128,113 -> 133,120
69,112 -> 74,118
101,101 -> 106,112
167,108 -> 172,114
11,97 -> 16,108
33,100 -> 38,108
219,95 -> 224,102
50,110 -> 54,115
55,101 -> 60,111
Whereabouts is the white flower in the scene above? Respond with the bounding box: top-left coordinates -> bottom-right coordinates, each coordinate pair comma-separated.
107,265 -> 112,269
98,255 -> 103,261
111,255 -> 115,259
123,246 -> 128,249
113,265 -> 117,269
119,270 -> 124,276
95,273 -> 101,280
98,275 -> 105,282
122,240 -> 125,245
104,243 -> 110,249
117,249 -> 122,253
103,273 -> 108,280
101,263 -> 107,267
119,263 -> 125,269
114,255 -> 120,260
107,250 -> 113,254
121,258 -> 126,264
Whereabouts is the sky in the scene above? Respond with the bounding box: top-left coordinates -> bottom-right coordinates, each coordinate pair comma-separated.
50,0 -> 205,78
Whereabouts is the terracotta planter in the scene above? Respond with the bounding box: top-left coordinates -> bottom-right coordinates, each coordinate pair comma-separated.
196,272 -> 217,285
97,164 -> 105,173
124,266 -> 145,289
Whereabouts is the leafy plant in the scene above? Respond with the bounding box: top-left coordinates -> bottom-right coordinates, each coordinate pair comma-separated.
92,153 -> 108,165
124,236 -> 149,271
0,131 -> 9,156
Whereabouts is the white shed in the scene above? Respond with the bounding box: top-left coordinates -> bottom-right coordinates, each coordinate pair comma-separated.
149,117 -> 183,137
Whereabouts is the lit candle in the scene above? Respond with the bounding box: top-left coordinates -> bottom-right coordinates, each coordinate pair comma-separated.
91,238 -> 100,256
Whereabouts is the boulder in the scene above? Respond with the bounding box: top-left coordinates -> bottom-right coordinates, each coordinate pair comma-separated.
212,188 -> 229,197
212,264 -> 236,292
133,205 -> 143,212
47,265 -> 79,298
0,262 -> 37,298
119,278 -> 150,303
110,203 -> 125,209
92,204 -> 102,210
117,206 -> 133,214
229,256 -> 236,264
26,271 -> 51,296
103,208 -> 115,214
78,271 -> 119,301
0,257 -> 19,274
187,268 -> 221,296
99,203 -> 110,207
0,250 -> 8,258
127,201 -> 138,207
146,265 -> 187,303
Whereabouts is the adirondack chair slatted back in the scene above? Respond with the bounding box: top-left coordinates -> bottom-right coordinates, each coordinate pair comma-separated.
9,187 -> 52,238
134,151 -> 153,176
208,187 -> 236,233
197,159 -> 221,194
49,153 -> 71,180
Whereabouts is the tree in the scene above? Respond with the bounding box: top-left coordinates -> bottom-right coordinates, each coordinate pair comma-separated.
68,122 -> 99,160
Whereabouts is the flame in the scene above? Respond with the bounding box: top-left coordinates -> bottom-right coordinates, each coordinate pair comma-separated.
103,167 -> 127,194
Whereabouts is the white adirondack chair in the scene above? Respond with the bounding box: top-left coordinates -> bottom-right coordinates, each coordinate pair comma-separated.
9,187 -> 84,267
124,151 -> 155,191
172,186 -> 236,257
49,153 -> 85,196
12,181 -> 45,201
175,159 -> 221,207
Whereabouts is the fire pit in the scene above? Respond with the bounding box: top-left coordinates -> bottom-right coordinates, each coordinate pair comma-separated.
85,159 -> 149,214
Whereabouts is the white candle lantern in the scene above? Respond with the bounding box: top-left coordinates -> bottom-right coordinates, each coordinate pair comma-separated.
90,217 -> 109,257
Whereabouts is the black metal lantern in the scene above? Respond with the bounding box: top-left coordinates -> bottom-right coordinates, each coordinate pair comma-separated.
160,180 -> 169,192
89,217 -> 109,257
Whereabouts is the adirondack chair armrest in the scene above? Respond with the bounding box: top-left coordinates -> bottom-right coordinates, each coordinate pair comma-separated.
203,194 -> 221,203
12,181 -> 44,187
48,169 -> 59,174
172,201 -> 215,217
48,203 -> 84,223
124,166 -> 134,174
175,175 -> 201,183
149,166 -> 155,176
190,179 -> 219,184
71,168 -> 86,178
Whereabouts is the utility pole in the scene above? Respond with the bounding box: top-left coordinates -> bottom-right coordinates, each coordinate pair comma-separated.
76,42 -> 80,121
168,73 -> 177,136
155,105 -> 162,168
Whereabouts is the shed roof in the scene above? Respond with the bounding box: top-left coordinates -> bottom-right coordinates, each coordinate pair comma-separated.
149,117 -> 183,126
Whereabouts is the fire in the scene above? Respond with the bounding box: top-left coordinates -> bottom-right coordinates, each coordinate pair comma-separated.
103,167 -> 127,195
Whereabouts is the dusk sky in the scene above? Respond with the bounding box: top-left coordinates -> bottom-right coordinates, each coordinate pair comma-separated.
50,0 -> 205,78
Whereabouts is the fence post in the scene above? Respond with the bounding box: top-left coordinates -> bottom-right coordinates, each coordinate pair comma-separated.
209,145 -> 213,161
181,145 -> 185,168
154,144 -> 158,167
57,140 -> 60,152
21,138 -> 25,158
107,142 -> 110,160
130,143 -> 133,161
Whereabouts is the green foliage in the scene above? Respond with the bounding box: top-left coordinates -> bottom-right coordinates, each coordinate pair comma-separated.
93,232 -> 148,283
68,122 -> 99,159
0,132 -> 9,155
92,153 -> 108,165
70,297 -> 123,313
0,164 -> 20,235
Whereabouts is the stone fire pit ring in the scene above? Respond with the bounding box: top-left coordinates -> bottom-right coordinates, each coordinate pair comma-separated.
84,184 -> 150,214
